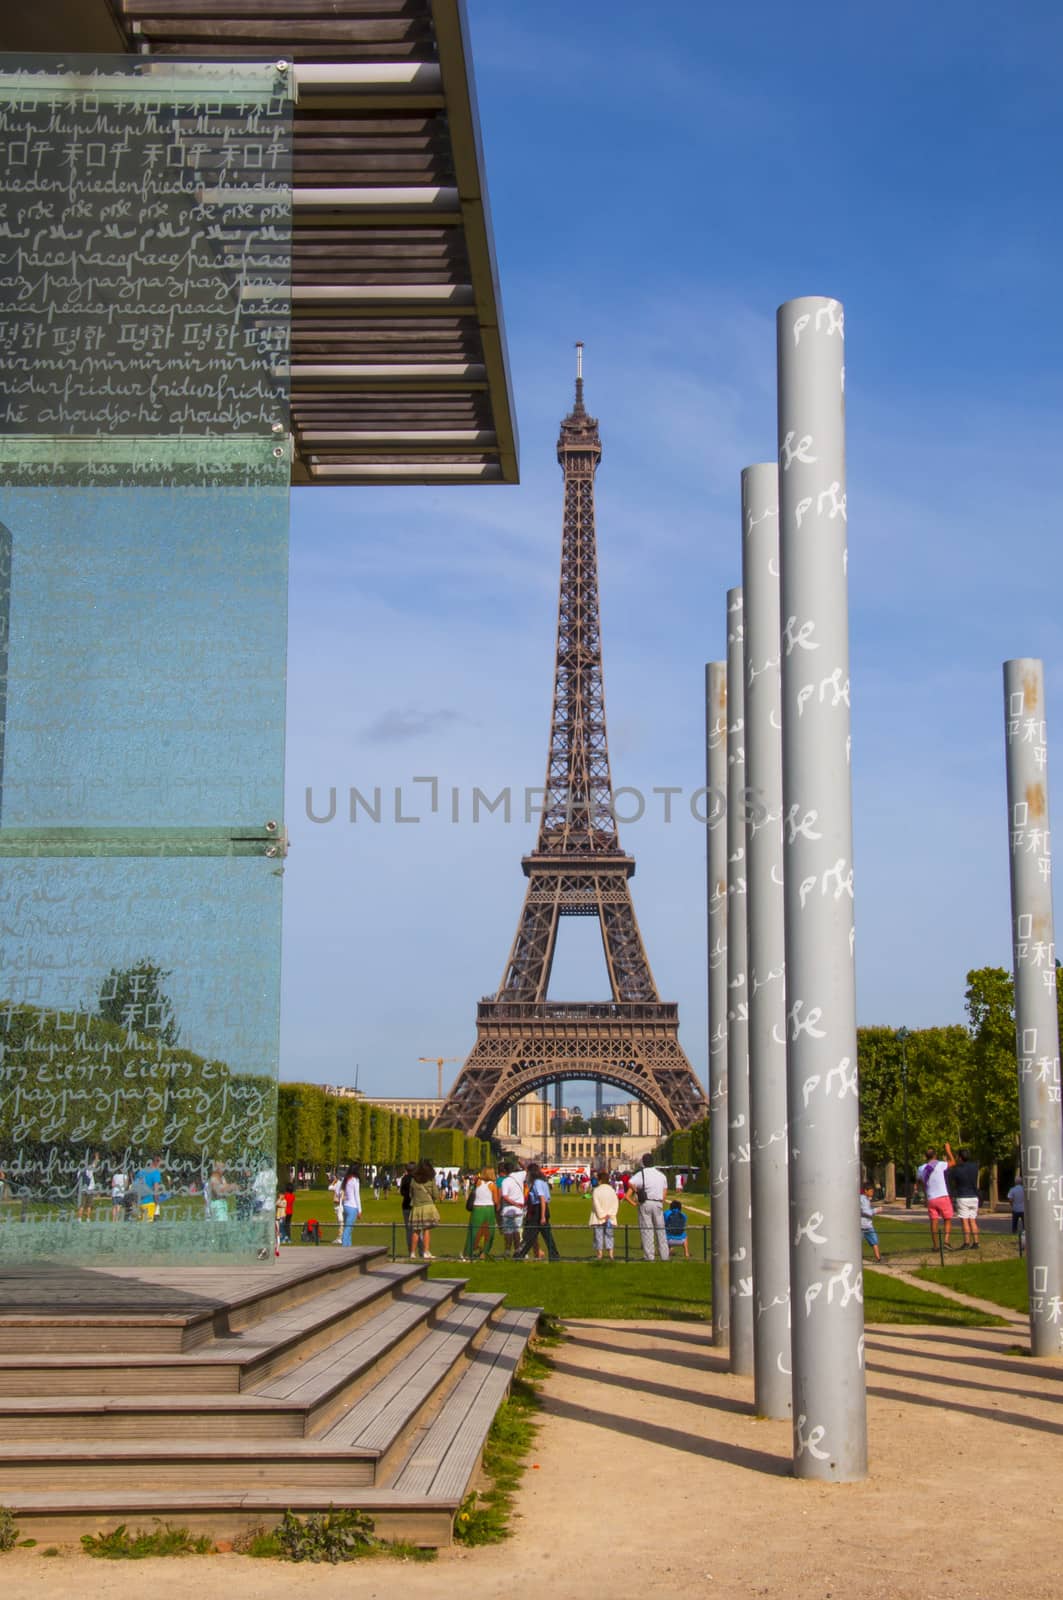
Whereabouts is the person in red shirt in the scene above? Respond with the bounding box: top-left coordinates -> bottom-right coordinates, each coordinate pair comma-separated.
281,1178 -> 296,1244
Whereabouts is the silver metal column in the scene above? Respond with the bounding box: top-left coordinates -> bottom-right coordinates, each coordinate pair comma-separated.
726,588 -> 753,1374
1003,660 -> 1063,1356
741,463 -> 791,1418
777,296 -> 866,1479
706,660 -> 730,1347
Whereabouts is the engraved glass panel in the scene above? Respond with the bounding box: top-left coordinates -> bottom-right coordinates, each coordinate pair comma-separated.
0,54 -> 291,438
0,58 -> 292,1262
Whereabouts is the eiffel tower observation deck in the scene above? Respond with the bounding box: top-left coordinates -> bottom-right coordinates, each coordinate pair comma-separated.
435,349 -> 706,1136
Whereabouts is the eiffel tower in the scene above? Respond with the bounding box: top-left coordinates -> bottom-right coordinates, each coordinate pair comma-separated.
434,348 -> 706,1138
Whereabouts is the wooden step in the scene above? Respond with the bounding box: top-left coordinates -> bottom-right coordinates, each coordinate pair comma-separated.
0,1486 -> 458,1548
0,1260 -> 425,1396
0,1249 -> 387,1354
0,1279 -> 464,1440
319,1291 -> 505,1476
392,1306 -> 541,1495
0,1295 -> 507,1494
0,1307 -> 541,1546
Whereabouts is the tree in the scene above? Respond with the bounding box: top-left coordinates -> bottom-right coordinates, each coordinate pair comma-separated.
588,1116 -> 627,1136
856,1027 -> 905,1170
965,967 -> 1021,1166
566,1115 -> 589,1134
97,959 -> 179,1046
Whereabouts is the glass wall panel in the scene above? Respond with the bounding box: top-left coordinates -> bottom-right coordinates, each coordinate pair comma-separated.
0,57 -> 292,1263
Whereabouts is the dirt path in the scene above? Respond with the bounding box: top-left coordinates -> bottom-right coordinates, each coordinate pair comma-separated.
5,1306 -> 1063,1599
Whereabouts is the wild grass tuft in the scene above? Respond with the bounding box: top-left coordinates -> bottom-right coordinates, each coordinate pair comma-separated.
454,1329 -> 557,1547
80,1523 -> 214,1559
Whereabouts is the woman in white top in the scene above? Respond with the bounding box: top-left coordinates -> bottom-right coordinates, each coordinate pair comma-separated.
328,1173 -> 344,1241
462,1167 -> 499,1261
340,1164 -> 362,1247
590,1170 -> 620,1260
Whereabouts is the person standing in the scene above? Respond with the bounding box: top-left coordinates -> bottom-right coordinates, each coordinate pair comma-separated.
498,1163 -> 527,1257
399,1162 -> 415,1254
280,1176 -> 296,1244
208,1164 -> 233,1222
134,1157 -> 163,1222
515,1163 -> 561,1261
340,1164 -> 362,1246
859,1183 -> 882,1264
1007,1175 -> 1025,1236
462,1166 -> 499,1261
917,1147 -> 955,1251
327,1172 -> 344,1241
76,1152 -> 98,1221
946,1142 -> 980,1250
110,1167 -> 129,1223
625,1154 -> 670,1261
408,1160 -> 441,1261
589,1169 -> 619,1260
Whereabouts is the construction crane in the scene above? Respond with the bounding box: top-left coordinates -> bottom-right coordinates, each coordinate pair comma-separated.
418,1056 -> 461,1100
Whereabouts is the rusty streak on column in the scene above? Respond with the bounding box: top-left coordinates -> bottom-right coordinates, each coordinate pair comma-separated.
1003,659 -> 1063,1356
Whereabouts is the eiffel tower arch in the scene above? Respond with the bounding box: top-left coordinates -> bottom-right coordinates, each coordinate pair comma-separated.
435,350 -> 706,1139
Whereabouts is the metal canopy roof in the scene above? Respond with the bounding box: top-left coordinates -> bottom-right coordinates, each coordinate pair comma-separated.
0,1 -> 518,487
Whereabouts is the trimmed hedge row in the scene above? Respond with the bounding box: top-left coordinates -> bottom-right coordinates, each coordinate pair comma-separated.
277,1084 -> 419,1177
277,1084 -> 490,1179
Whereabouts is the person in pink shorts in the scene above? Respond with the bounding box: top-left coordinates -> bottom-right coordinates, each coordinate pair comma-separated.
917,1146 -> 954,1250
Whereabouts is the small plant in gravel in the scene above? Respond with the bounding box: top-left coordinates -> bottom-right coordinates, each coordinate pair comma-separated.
0,1509 -> 19,1552
232,1524 -> 283,1558
80,1523 -> 215,1559
276,1507 -> 377,1563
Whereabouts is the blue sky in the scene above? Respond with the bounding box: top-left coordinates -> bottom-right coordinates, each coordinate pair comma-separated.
280,0 -> 1062,1101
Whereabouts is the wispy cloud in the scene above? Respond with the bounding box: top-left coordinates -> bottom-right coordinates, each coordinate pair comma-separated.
360,707 -> 468,746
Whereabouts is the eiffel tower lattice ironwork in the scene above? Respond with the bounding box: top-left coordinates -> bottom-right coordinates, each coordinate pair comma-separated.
434,349 -> 706,1138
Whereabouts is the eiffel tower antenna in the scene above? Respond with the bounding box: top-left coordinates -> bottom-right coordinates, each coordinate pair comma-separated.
435,357 -> 706,1136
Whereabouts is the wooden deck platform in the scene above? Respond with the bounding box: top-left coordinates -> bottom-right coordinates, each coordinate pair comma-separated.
0,1252 -> 538,1543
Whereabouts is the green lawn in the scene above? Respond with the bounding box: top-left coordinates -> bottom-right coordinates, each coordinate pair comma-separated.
427,1258 -> 714,1321
915,1257 -> 1029,1314
286,1188 -> 1004,1325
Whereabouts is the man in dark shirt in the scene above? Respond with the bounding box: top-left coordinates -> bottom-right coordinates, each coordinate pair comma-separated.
399,1163 -> 415,1254
946,1141 -> 980,1249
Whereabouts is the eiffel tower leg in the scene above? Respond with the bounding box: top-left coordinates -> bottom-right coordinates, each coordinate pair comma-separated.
499,879 -> 560,1001
599,891 -> 658,1002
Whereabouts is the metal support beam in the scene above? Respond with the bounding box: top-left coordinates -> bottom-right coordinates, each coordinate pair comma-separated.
706,660 -> 730,1348
741,463 -> 791,1419
777,295 -> 866,1480
726,588 -> 753,1375
1003,659 -> 1063,1356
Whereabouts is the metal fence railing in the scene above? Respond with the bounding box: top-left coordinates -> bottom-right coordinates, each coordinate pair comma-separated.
282,1212 -> 1026,1268
286,1220 -> 711,1261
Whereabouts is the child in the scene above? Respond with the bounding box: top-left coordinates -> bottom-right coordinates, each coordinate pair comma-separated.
860,1183 -> 882,1263
664,1198 -> 689,1258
